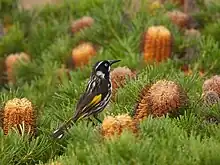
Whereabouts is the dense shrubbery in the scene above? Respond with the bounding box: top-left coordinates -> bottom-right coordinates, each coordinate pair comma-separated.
0,0 -> 220,164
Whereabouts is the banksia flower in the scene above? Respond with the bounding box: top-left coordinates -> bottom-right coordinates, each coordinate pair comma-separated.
148,1 -> 163,13
5,52 -> 30,83
49,162 -> 62,165
110,67 -> 136,100
142,26 -> 172,63
202,91 -> 220,106
203,76 -> 220,97
133,85 -> 150,122
71,16 -> 94,34
70,42 -> 96,68
167,10 -> 190,29
146,80 -> 188,117
133,80 -> 188,119
101,114 -> 138,138
2,98 -> 36,136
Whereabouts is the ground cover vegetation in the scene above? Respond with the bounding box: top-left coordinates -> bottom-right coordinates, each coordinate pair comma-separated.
0,0 -> 220,164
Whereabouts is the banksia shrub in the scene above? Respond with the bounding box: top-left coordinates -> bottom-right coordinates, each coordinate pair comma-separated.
71,16 -> 94,34
110,67 -> 136,100
133,80 -> 188,120
2,98 -> 36,136
101,114 -> 138,138
0,58 -> 7,85
56,65 -> 71,83
3,15 -> 13,34
171,0 -> 184,5
203,75 -> 220,97
167,10 -> 190,29
142,26 -> 172,63
69,42 -> 96,68
180,64 -> 193,76
180,65 -> 204,77
184,28 -> 201,39
5,52 -> 30,84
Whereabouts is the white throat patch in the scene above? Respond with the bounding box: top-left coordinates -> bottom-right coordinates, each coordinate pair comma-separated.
96,71 -> 105,78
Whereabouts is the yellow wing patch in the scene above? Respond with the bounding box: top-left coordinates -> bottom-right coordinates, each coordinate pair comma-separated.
89,94 -> 102,106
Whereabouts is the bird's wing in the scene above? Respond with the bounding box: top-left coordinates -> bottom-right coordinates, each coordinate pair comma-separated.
73,79 -> 109,120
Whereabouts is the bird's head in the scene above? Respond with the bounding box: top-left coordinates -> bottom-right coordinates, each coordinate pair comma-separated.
92,60 -> 120,79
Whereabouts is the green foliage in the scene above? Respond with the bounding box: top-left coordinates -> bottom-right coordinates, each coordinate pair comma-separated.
0,0 -> 220,164
0,23 -> 25,57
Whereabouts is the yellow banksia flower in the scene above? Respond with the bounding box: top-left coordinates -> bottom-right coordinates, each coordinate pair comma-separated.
142,26 -> 172,63
2,98 -> 36,136
148,1 -> 163,14
71,42 -> 97,68
49,161 -> 62,165
101,114 -> 138,138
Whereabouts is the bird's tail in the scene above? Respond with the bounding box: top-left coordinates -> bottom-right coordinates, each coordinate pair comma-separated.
52,117 -> 77,139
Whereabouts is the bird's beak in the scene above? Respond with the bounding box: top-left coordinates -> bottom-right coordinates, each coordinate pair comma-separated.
108,60 -> 121,65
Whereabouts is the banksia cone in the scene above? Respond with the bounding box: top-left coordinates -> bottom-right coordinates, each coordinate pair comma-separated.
148,1 -> 163,13
202,91 -> 220,106
101,114 -> 138,138
70,42 -> 96,68
167,10 -> 190,29
203,76 -> 220,97
133,80 -> 188,120
71,16 -> 94,34
147,80 -> 188,117
142,26 -> 172,63
110,67 -> 136,100
2,98 -> 36,136
133,85 -> 150,122
5,52 -> 30,83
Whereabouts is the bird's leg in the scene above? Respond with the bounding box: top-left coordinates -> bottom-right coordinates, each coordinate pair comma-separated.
93,115 -> 102,123
87,117 -> 96,126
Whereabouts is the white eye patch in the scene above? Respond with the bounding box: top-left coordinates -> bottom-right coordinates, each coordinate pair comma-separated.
96,71 -> 105,78
104,63 -> 108,67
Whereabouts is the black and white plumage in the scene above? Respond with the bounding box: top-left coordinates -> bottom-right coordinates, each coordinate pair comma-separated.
52,60 -> 120,139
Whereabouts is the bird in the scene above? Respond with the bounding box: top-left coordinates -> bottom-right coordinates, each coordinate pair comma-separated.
52,59 -> 121,139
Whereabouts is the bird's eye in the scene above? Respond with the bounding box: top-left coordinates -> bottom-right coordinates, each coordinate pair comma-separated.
104,63 -> 108,67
